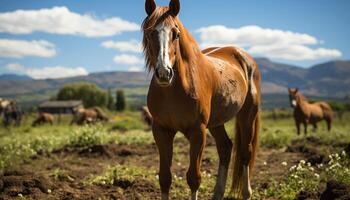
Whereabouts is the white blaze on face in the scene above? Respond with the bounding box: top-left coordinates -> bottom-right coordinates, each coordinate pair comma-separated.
292,100 -> 297,107
155,24 -> 172,76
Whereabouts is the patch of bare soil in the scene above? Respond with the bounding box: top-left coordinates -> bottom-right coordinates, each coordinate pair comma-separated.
286,136 -> 329,165
0,170 -> 51,200
320,180 -> 350,200
3,134 -> 347,199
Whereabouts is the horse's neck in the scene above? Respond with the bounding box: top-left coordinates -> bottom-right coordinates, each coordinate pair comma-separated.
296,96 -> 309,113
176,27 -> 210,96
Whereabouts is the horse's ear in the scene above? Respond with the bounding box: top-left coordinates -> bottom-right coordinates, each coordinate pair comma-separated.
145,0 -> 156,16
169,0 -> 180,17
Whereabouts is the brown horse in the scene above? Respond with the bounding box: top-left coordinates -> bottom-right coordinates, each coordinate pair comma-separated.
32,112 -> 54,127
70,107 -> 108,125
142,1 -> 261,199
141,106 -> 153,126
288,88 -> 333,135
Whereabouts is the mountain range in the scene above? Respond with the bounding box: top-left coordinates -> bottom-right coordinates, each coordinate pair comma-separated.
0,58 -> 349,109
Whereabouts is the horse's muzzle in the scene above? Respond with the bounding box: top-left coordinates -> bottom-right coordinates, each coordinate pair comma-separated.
155,66 -> 174,86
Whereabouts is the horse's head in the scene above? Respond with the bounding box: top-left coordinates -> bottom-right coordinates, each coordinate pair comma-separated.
142,0 -> 181,87
288,88 -> 299,108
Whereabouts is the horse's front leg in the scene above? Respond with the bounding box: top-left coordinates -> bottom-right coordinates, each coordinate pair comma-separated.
152,122 -> 176,200
186,124 -> 206,200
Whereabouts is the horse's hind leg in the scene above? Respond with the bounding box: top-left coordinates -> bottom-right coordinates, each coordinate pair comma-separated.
326,118 -> 332,132
232,100 -> 259,200
209,125 -> 233,200
295,121 -> 301,135
312,123 -> 317,132
152,123 -> 176,200
303,122 -> 308,135
186,124 -> 206,200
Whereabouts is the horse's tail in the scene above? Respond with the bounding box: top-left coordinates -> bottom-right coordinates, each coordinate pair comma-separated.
320,102 -> 333,131
231,48 -> 260,198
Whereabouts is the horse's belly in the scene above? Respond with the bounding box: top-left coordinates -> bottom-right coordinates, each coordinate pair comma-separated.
208,90 -> 246,127
208,64 -> 247,127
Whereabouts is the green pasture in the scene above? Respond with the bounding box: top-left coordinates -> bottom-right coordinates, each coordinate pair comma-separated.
0,110 -> 349,199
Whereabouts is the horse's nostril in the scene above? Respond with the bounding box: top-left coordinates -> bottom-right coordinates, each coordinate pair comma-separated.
155,68 -> 160,78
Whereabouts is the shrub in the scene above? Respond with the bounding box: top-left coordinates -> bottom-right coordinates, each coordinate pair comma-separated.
68,126 -> 104,148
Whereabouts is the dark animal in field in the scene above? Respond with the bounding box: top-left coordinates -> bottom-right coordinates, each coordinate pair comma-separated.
143,1 -> 261,199
70,107 -> 108,125
141,106 -> 153,126
2,101 -> 22,127
32,112 -> 54,127
288,88 -> 333,135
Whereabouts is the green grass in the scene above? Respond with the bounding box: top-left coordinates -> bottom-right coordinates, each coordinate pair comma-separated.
0,110 -> 349,199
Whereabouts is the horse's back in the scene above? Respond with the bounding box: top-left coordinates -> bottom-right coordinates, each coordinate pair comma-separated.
203,46 -> 260,127
317,102 -> 333,119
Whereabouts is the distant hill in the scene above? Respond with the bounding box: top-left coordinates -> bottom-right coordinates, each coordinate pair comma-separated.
0,74 -> 32,81
258,59 -> 350,97
0,59 -> 349,109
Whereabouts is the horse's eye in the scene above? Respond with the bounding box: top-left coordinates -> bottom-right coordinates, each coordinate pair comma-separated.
173,30 -> 180,40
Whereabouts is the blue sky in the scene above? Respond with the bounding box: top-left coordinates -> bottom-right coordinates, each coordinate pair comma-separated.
0,0 -> 349,79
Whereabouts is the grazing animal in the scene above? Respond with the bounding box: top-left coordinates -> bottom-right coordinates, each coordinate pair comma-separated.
142,1 -> 261,199
32,112 -> 54,127
141,106 -> 153,126
70,107 -> 108,125
288,88 -> 333,135
0,98 -> 11,116
2,101 -> 22,127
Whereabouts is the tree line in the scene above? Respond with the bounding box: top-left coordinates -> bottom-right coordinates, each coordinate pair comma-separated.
56,82 -> 126,111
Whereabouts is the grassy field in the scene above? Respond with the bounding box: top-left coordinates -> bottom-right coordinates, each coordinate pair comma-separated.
0,110 -> 349,199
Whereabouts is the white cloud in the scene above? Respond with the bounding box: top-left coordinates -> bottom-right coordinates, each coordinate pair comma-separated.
0,6 -> 139,37
6,63 -> 24,71
6,63 -> 88,79
196,25 -> 342,61
102,39 -> 142,53
0,39 -> 56,58
128,66 -> 143,72
249,44 -> 342,61
113,54 -> 144,65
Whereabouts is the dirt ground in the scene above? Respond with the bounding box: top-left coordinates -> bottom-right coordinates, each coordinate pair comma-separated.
0,135 -> 349,200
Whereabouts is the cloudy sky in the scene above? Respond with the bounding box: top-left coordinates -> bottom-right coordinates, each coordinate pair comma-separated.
0,0 -> 349,79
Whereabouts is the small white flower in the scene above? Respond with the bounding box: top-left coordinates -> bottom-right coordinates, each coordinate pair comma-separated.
281,162 -> 287,166
18,193 -> 23,197
307,162 -> 311,167
290,165 -> 296,171
47,189 -> 52,194
300,160 -> 306,164
314,173 -> 319,178
341,151 -> 346,156
263,161 -> 267,166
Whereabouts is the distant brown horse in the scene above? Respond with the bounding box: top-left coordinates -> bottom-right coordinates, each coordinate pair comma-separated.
288,88 -> 333,135
141,106 -> 153,126
70,107 -> 108,125
143,1 -> 261,199
32,112 -> 54,127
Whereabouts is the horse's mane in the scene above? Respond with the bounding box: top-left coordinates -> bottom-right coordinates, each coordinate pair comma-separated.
296,91 -> 307,102
142,7 -> 200,73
